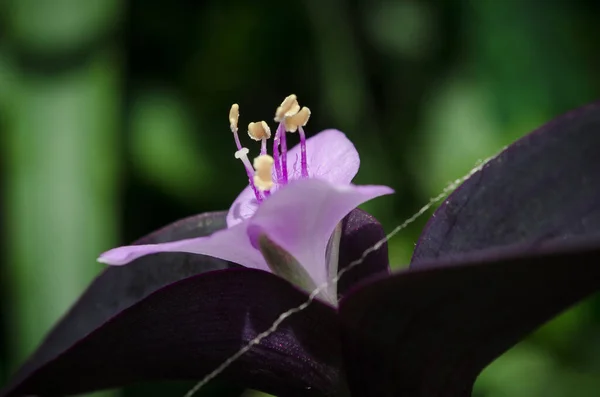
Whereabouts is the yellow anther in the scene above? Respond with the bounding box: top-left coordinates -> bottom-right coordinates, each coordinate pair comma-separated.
274,94 -> 300,122
253,155 -> 274,191
284,106 -> 311,132
248,121 -> 272,141
229,104 -> 240,133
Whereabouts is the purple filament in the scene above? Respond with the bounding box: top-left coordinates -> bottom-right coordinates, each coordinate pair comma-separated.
280,125 -> 288,184
273,123 -> 283,183
298,126 -> 309,178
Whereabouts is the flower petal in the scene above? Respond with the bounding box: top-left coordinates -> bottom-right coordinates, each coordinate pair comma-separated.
339,238 -> 600,397
227,189 -> 259,227
227,129 -> 360,227
99,220 -> 269,272
412,101 -> 600,264
287,129 -> 360,184
3,269 -> 342,397
246,178 -> 393,287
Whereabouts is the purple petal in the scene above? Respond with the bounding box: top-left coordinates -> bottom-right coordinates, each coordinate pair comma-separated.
286,129 -> 360,184
99,183 -> 391,291
3,269 -> 342,397
412,101 -> 600,264
247,179 -> 393,287
227,129 -> 360,227
99,221 -> 270,272
227,189 -> 260,228
339,238 -> 600,397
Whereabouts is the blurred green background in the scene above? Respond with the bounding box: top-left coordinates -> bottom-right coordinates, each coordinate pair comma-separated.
1,0 -> 599,396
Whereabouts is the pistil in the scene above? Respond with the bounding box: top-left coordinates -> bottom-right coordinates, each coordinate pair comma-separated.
235,148 -> 262,202
230,104 -> 262,202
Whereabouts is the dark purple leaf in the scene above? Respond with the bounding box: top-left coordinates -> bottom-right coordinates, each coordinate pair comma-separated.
339,102 -> 600,397
412,101 -> 600,263
340,238 -> 600,397
4,269 -> 341,397
337,209 -> 390,298
3,212 -> 233,394
2,212 -> 342,396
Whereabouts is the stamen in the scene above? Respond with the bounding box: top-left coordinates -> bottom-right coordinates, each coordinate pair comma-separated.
274,94 -> 300,122
284,106 -> 311,132
261,139 -> 267,156
253,155 -> 275,192
235,148 -> 262,202
229,104 -> 242,150
298,126 -> 309,178
273,95 -> 302,184
248,121 -> 271,156
273,124 -> 283,182
280,123 -> 288,184
285,107 -> 311,178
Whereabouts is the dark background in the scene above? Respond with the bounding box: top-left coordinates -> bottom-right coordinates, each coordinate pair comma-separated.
1,0 -> 600,396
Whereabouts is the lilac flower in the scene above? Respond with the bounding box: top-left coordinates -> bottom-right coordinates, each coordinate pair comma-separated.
98,95 -> 393,301
3,100 -> 600,397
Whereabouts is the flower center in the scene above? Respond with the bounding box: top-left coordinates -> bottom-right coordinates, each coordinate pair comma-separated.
229,94 -> 312,203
